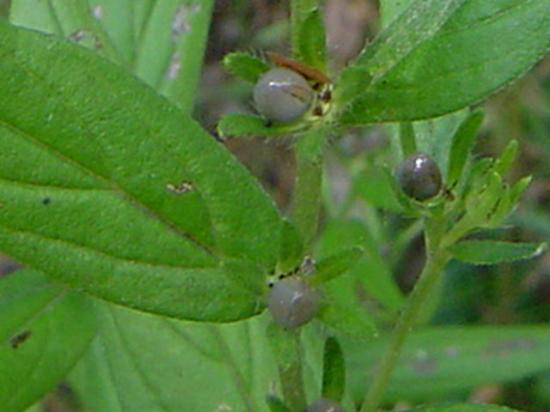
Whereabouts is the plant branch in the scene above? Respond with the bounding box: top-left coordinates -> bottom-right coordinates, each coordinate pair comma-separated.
291,128 -> 327,251
359,223 -> 450,412
268,325 -> 307,411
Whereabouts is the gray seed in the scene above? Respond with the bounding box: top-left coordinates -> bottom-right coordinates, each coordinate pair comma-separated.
253,68 -> 314,124
396,153 -> 442,201
267,277 -> 319,329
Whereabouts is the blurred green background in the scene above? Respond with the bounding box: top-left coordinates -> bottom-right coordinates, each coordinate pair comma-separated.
1,0 -> 549,411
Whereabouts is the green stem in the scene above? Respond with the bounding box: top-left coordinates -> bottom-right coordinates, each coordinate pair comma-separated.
359,227 -> 450,412
398,122 -> 417,158
292,129 -> 326,250
268,325 -> 307,411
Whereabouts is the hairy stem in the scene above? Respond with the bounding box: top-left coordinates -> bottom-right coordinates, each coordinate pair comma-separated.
268,325 -> 306,411
359,225 -> 450,412
292,128 -> 326,251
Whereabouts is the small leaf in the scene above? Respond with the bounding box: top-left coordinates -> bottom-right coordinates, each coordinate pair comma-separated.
450,240 -> 547,265
494,139 -> 519,176
223,52 -> 270,83
509,175 -> 532,205
354,165 -> 405,213
0,270 -> 96,411
297,8 -> 327,71
486,186 -> 513,228
279,220 -> 304,271
217,113 -> 301,138
447,110 -> 484,185
404,404 -> 522,412
317,220 -> 405,312
322,337 -> 345,402
311,247 -> 364,285
318,274 -> 377,341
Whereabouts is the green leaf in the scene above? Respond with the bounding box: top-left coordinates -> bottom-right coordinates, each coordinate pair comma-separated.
0,270 -> 96,411
0,21 -> 282,321
494,139 -> 519,176
12,0 -> 215,112
131,0 -> 214,110
509,175 -> 532,205
10,0 -> 122,64
71,303 -> 279,412
317,220 -> 405,312
266,396 -> 292,412
413,109 -> 469,179
354,165 -> 408,213
297,8 -> 327,71
86,0 -> 136,65
217,113 -> 302,138
339,0 -> 550,124
157,1 -> 215,111
379,0 -> 414,28
449,240 -> 547,265
321,337 -> 345,402
318,273 -> 378,341
278,220 -> 305,272
334,65 -> 372,105
404,404 -> 522,412
311,247 -> 364,285
223,52 -> 270,83
447,110 -> 484,185
345,325 -> 550,402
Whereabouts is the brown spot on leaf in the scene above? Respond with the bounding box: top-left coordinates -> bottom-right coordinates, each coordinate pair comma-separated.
10,330 -> 31,349
166,181 -> 193,194
485,338 -> 537,357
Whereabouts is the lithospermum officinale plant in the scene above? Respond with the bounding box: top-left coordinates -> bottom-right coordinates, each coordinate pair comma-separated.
0,1 -> 549,411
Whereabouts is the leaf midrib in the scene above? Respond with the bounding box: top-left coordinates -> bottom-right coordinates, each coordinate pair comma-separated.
0,102 -> 215,259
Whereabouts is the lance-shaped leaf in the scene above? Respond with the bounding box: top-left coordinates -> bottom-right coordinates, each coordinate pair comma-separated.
0,270 -> 96,411
297,8 -> 327,71
321,337 -> 346,402
345,326 -> 550,402
217,113 -> 305,138
447,110 -> 484,185
339,0 -> 550,124
450,240 -> 547,265
0,21 -> 282,321
405,404 -> 521,412
224,52 -> 270,83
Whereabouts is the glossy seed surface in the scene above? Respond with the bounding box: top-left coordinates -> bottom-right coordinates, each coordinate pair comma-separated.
396,153 -> 442,201
307,398 -> 344,412
267,277 -> 319,329
253,68 -> 314,124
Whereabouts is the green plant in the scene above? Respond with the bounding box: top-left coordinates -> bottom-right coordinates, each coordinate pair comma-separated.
0,1 -> 549,412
